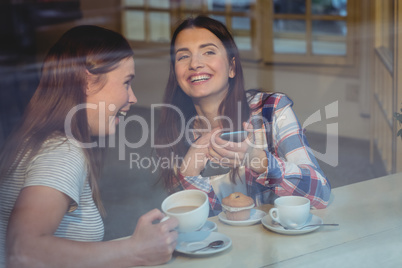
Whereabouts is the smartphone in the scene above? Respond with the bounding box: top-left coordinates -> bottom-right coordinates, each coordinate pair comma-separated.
220,130 -> 248,143
200,160 -> 231,177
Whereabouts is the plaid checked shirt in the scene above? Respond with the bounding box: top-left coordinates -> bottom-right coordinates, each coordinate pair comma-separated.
170,92 -> 331,216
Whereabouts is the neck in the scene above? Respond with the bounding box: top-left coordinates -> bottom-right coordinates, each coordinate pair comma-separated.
192,95 -> 226,130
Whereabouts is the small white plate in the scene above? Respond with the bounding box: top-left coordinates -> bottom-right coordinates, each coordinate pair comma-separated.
261,213 -> 323,235
175,232 -> 231,256
218,209 -> 267,226
200,220 -> 217,232
177,221 -> 218,242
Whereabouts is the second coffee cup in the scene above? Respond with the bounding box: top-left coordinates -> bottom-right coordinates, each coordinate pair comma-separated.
269,196 -> 311,229
161,189 -> 209,233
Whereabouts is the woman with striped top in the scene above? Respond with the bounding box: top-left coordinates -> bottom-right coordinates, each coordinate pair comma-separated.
0,25 -> 178,267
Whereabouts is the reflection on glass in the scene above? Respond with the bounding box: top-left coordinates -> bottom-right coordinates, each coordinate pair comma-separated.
125,11 -> 145,41
273,19 -> 306,54
149,0 -> 170,8
149,12 -> 170,42
125,0 -> 144,6
274,0 -> 306,14
312,0 -> 347,16
232,17 -> 250,31
312,20 -> 346,55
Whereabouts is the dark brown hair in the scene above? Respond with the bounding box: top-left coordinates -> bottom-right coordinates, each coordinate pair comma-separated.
0,25 -> 134,213
155,15 -> 250,192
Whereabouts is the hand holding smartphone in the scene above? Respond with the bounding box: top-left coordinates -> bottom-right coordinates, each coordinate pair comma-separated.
219,130 -> 248,143
199,131 -> 248,177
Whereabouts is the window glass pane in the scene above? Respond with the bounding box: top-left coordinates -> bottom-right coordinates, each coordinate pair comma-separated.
208,0 -> 225,11
149,12 -> 170,42
210,15 -> 226,25
273,19 -> 306,54
125,0 -> 144,6
184,0 -> 203,10
234,36 -> 251,50
231,0 -> 253,12
182,13 -> 200,19
274,0 -> 306,14
233,16 -> 251,50
149,0 -> 170,8
312,20 -> 346,55
312,0 -> 347,16
125,11 -> 145,41
232,16 -> 250,31
380,0 -> 394,55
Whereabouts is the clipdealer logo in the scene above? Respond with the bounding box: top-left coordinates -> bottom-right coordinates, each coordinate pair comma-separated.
64,101 -> 339,168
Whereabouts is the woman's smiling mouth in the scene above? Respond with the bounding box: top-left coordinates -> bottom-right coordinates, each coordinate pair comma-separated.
190,74 -> 211,83
117,110 -> 128,117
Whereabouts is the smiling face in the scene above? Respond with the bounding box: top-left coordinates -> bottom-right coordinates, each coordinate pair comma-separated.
174,27 -> 235,102
86,57 -> 137,136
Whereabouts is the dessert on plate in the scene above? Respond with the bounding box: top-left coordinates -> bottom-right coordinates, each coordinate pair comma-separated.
221,192 -> 255,221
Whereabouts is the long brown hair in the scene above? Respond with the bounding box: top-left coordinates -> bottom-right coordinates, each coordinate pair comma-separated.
0,25 -> 134,213
155,16 -> 250,192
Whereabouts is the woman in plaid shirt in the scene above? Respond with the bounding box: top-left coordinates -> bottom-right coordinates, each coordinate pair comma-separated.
155,15 -> 331,216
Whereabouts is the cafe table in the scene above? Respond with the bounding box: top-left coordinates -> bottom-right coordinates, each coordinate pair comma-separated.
138,172 -> 402,268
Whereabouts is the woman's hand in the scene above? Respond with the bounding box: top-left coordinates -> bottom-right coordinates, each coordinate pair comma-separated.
7,186 -> 178,268
179,131 -> 213,176
129,209 -> 179,266
208,123 -> 268,174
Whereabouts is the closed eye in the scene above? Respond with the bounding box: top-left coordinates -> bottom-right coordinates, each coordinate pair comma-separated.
177,54 -> 189,61
124,74 -> 135,89
124,80 -> 132,89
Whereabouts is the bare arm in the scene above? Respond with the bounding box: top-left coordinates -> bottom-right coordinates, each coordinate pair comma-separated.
7,186 -> 178,268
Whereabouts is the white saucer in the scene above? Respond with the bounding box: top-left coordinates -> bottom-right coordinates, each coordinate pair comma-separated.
175,232 -> 231,256
177,221 -> 217,242
261,213 -> 323,235
218,209 -> 267,226
200,220 -> 217,232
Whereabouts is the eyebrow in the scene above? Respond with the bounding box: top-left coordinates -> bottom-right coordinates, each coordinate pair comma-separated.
175,43 -> 219,54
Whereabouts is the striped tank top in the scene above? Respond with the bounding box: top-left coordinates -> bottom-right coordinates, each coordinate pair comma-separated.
0,137 -> 104,267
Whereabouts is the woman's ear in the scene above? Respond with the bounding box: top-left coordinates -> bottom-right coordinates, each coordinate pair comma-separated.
86,70 -> 97,95
85,70 -> 92,95
229,57 -> 236,78
86,71 -> 106,95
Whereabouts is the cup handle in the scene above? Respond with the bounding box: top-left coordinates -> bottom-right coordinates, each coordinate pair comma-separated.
160,216 -> 179,232
269,208 -> 280,223
160,215 -> 170,223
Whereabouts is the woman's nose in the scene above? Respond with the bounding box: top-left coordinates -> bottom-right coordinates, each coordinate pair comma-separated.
189,55 -> 204,70
129,89 -> 137,104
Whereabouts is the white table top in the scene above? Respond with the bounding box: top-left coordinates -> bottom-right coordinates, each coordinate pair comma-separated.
142,172 -> 402,268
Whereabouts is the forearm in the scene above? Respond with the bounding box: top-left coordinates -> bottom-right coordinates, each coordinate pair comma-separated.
7,235 -> 142,268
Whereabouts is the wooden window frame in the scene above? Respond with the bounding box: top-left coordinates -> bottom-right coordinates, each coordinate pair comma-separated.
260,0 -> 355,66
122,0 -> 259,59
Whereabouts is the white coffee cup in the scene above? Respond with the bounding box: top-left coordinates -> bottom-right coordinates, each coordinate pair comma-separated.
161,189 -> 209,233
269,196 -> 311,229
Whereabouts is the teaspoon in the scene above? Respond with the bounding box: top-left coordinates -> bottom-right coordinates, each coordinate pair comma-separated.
189,240 -> 224,252
283,223 -> 339,230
